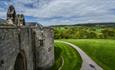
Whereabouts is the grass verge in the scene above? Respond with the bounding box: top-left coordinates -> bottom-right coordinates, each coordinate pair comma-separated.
52,41 -> 82,70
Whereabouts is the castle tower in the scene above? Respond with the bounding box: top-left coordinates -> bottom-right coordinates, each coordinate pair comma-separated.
7,5 -> 16,24
34,26 -> 54,70
16,14 -> 25,26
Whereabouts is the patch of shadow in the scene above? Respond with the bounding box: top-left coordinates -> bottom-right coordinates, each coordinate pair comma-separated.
89,64 -> 96,70
54,47 -> 62,60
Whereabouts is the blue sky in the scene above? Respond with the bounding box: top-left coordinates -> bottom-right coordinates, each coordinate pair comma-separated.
0,0 -> 115,25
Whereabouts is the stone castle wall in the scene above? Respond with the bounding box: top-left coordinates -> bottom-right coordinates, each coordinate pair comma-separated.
0,25 -> 54,70
34,27 -> 54,70
0,25 -> 19,70
0,4 -> 54,70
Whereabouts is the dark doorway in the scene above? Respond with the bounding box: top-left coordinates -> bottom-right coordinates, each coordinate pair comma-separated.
14,52 -> 27,70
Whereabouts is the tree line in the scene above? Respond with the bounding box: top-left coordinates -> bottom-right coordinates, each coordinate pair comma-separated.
53,26 -> 115,39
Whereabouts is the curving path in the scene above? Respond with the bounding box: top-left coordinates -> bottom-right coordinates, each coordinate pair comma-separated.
57,41 -> 103,70
58,56 -> 64,70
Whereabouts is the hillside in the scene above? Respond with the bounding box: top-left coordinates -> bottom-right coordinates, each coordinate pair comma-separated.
0,18 -> 7,24
51,22 -> 115,27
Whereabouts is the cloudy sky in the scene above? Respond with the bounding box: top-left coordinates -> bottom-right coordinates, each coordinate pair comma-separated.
0,0 -> 115,25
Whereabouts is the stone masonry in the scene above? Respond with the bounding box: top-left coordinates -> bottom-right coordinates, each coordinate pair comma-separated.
0,5 -> 54,70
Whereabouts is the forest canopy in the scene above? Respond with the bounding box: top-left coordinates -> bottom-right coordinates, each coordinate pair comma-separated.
53,24 -> 115,39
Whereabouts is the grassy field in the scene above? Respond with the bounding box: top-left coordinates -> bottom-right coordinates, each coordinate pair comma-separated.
52,42 -> 82,70
64,39 -> 115,70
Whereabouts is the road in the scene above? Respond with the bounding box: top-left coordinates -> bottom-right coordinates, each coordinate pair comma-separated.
57,41 -> 103,70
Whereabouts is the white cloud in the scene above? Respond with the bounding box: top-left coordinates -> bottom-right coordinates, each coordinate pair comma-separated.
0,0 -> 115,25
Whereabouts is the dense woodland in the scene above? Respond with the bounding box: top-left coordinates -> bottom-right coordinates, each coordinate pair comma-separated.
53,24 -> 115,39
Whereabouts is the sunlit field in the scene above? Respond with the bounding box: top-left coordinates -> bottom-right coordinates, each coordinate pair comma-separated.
64,39 -> 115,70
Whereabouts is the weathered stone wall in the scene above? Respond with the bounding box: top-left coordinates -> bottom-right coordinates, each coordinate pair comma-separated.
34,26 -> 54,70
0,25 -> 54,70
0,25 -> 34,70
19,26 -> 34,70
43,27 -> 54,69
0,25 -> 19,70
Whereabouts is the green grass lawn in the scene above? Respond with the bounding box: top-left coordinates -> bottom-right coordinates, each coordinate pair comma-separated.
52,41 -> 82,70
64,39 -> 115,70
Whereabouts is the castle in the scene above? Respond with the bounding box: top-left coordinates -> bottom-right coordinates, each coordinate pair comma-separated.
0,5 -> 54,70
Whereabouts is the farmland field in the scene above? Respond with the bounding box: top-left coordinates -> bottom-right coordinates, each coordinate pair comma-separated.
52,42 -> 82,70
64,39 -> 115,70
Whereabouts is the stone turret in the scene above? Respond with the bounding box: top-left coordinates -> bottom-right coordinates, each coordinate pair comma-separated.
7,5 -> 16,24
16,14 -> 25,26
7,5 -> 25,26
